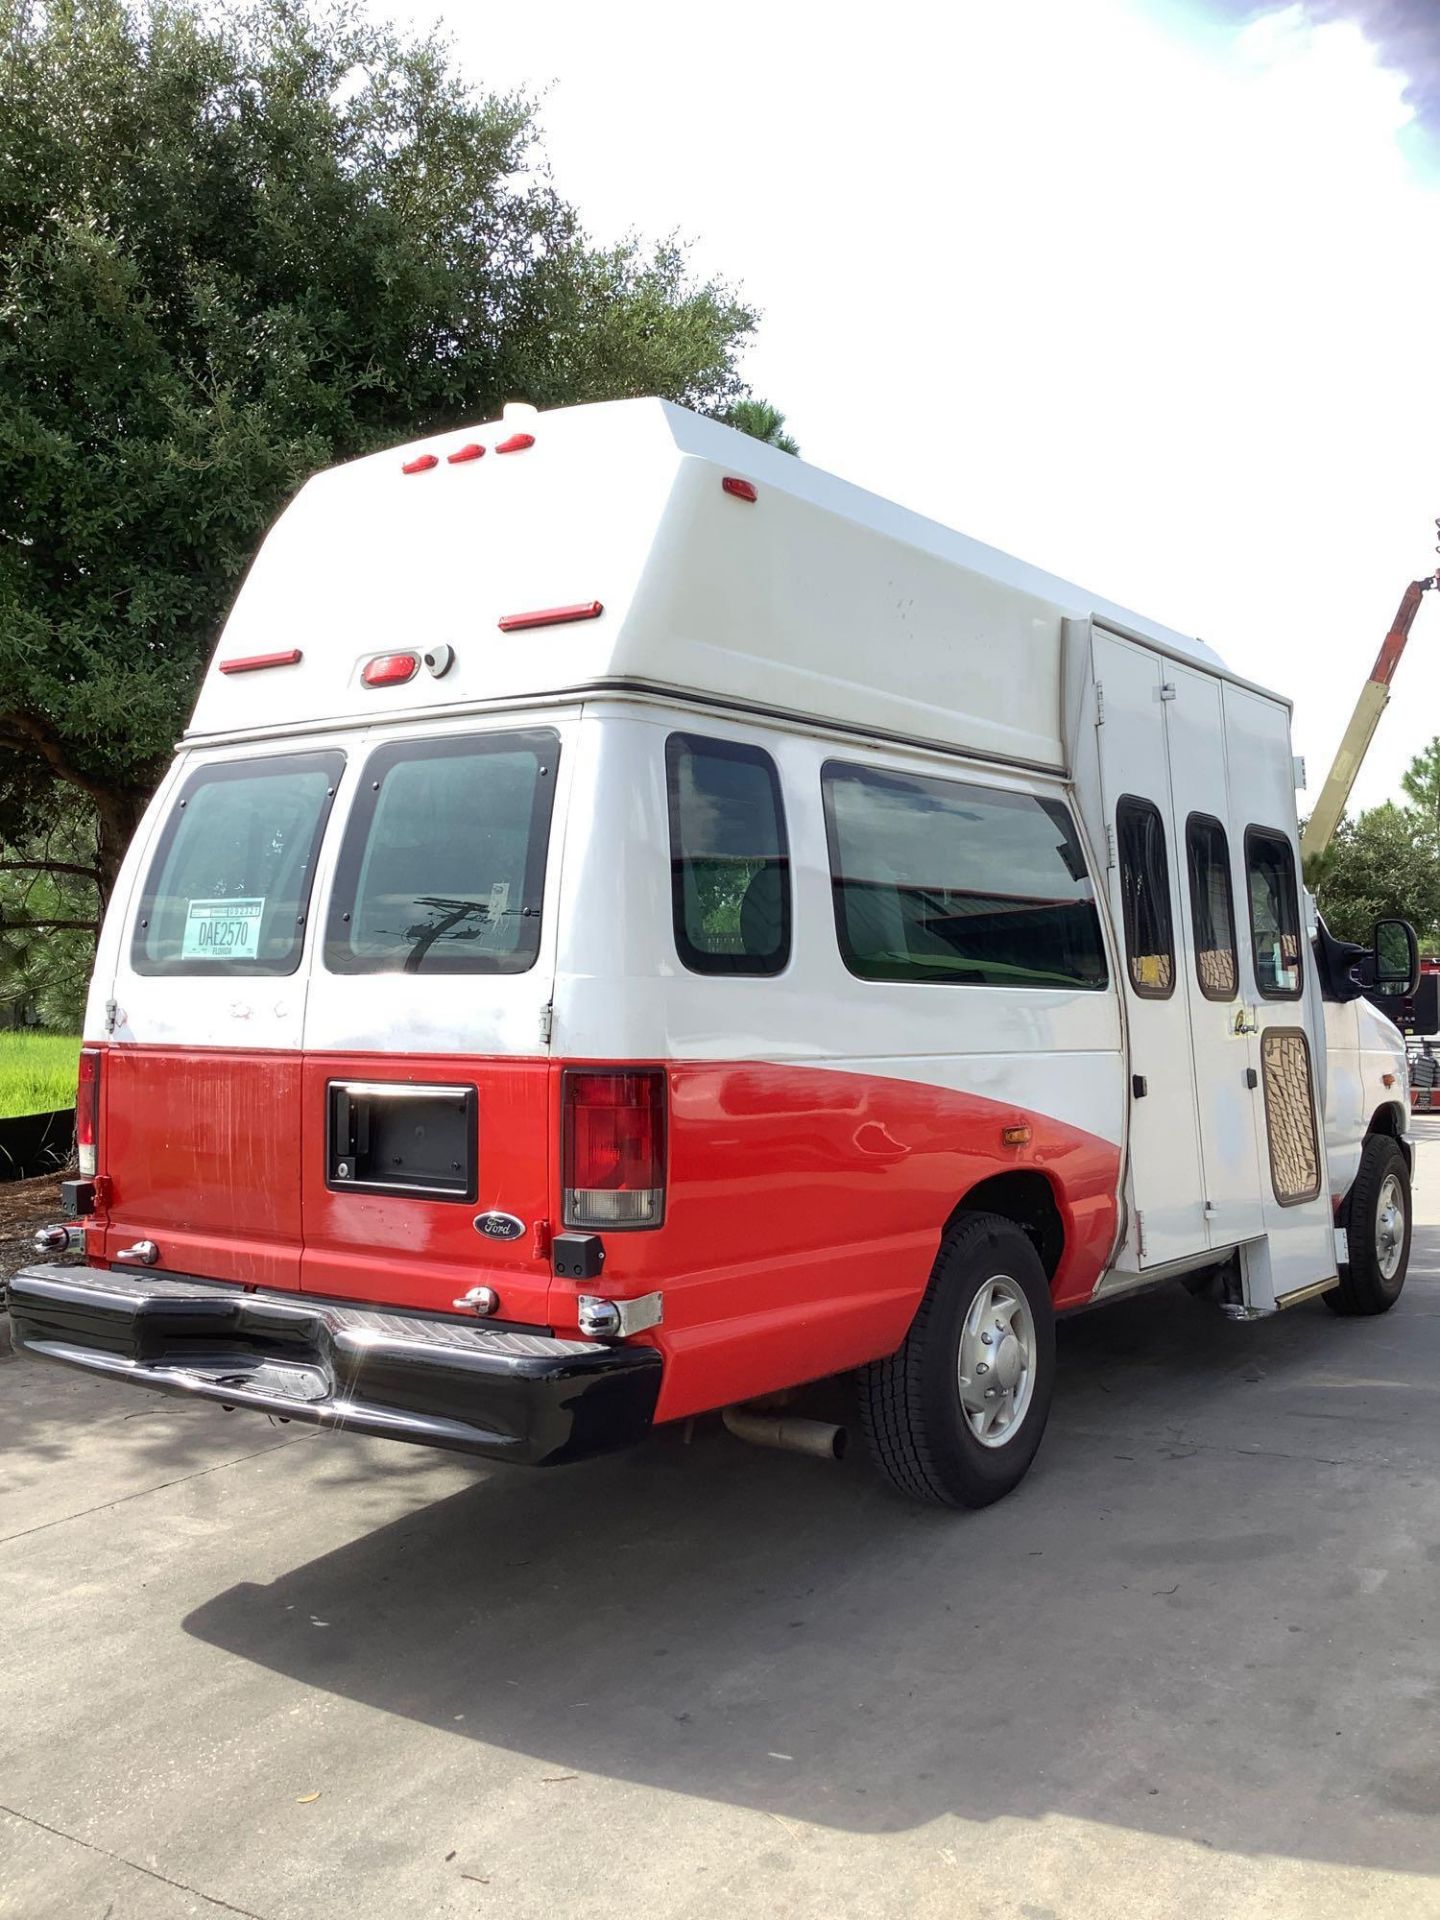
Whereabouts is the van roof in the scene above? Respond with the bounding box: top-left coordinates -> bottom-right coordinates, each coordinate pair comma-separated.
189,397 -> 1249,771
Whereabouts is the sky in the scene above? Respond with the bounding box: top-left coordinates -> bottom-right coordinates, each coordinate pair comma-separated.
385,0 -> 1439,815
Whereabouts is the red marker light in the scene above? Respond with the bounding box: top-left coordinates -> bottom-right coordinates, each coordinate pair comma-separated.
722,477 -> 757,502
447,443 -> 485,464
218,649 -> 303,675
495,432 -> 535,454
362,652 -> 420,688
402,453 -> 439,474
497,601 -> 603,634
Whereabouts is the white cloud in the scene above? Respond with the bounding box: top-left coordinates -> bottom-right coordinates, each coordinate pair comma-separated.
389,0 -> 1440,814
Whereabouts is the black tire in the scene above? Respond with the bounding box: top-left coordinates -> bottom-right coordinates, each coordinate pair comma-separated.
858,1212 -> 1056,1508
1327,1134 -> 1411,1317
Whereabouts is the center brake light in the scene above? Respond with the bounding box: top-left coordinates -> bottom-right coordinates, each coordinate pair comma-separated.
362,652 -> 420,688
563,1069 -> 667,1229
77,1047 -> 101,1177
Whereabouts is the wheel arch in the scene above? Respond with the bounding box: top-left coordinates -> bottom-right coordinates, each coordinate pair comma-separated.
941,1170 -> 1065,1286
1364,1100 -> 1412,1176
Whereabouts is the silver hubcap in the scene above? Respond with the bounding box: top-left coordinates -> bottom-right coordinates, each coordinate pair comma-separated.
957,1276 -> 1036,1448
1376,1173 -> 1406,1281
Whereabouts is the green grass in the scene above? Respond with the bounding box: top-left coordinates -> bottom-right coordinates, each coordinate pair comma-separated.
0,1032 -> 79,1119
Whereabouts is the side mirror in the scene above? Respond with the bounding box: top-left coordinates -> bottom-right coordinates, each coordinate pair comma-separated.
1374,918 -> 1420,999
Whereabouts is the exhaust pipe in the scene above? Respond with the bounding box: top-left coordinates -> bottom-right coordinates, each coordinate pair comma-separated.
721,1406 -> 848,1461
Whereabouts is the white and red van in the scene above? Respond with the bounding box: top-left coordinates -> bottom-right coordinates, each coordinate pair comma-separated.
8,399 -> 1418,1507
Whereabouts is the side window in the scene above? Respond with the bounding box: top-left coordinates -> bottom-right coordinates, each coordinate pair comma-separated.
1116,796 -> 1175,999
132,751 -> 345,977
324,730 -> 559,975
1185,814 -> 1238,1001
665,734 -> 790,976
1246,828 -> 1303,999
821,762 -> 1108,989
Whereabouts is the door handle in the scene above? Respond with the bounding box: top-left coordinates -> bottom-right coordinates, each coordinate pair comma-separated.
1234,1008 -> 1260,1036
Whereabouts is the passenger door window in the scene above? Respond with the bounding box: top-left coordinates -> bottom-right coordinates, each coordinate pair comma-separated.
1185,814 -> 1237,1001
665,734 -> 791,976
324,730 -> 560,975
1116,796 -> 1175,998
1245,828 -> 1303,999
132,751 -> 345,977
821,762 -> 1107,988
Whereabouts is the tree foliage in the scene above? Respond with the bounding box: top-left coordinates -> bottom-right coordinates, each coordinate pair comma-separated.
722,398 -> 799,455
0,0 -> 780,903
1313,746 -> 1440,951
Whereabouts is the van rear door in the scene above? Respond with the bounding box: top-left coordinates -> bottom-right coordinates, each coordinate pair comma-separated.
98,747 -> 346,1289
298,722 -> 567,1326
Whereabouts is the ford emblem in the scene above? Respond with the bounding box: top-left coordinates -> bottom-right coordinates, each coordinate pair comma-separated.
473,1211 -> 525,1241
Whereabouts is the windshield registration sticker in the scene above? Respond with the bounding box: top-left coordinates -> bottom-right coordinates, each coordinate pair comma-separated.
181,897 -> 265,959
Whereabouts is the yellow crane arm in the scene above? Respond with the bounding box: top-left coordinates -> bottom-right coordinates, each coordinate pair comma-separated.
1299,574 -> 1438,865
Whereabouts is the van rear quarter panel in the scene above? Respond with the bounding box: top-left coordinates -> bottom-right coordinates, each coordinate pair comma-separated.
557,711 -> 1125,1421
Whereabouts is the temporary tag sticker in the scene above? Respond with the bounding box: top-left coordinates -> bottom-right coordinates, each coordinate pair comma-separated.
182,897 -> 265,959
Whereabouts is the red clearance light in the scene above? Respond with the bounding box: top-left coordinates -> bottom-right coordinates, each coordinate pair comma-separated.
218,649 -> 303,675
402,453 -> 439,474
563,1068 -> 667,1229
495,432 -> 535,454
77,1047 -> 101,1177
362,652 -> 420,688
448,443 -> 485,464
497,601 -> 603,633
722,477 -> 758,502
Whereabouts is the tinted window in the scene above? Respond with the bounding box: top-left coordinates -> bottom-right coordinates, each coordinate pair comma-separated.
665,734 -> 790,976
1117,796 -> 1175,999
1246,827 -> 1303,999
132,752 -> 344,977
822,762 -> 1107,989
1186,814 -> 1237,1001
325,730 -> 559,975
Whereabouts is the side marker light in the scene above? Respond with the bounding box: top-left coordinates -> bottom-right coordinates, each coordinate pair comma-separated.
497,601 -> 603,633
218,649 -> 303,675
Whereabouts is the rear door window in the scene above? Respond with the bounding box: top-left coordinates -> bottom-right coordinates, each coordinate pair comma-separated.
1185,814 -> 1238,1001
132,751 -> 345,977
821,762 -> 1107,988
665,734 -> 791,976
1246,827 -> 1303,999
1116,796 -> 1175,999
324,730 -> 559,975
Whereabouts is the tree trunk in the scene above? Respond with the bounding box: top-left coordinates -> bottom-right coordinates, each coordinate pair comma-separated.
95,789 -> 149,911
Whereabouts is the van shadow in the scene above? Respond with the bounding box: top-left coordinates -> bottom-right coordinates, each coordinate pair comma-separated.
182,1278 -> 1440,1872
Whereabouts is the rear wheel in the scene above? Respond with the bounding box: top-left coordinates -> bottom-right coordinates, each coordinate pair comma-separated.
1327,1134 -> 1411,1316
859,1213 -> 1056,1508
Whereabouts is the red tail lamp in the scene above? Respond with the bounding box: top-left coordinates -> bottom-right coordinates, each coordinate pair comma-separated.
496,432 -> 535,455
562,1069 -> 667,1230
362,652 -> 420,688
218,649 -> 303,675
497,601 -> 603,634
402,453 -> 439,474
77,1047 -> 101,1177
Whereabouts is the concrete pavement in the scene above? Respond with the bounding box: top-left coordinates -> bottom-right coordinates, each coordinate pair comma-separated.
5,1132 -> 1440,1919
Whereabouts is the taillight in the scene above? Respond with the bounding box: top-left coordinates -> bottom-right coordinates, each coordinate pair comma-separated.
77,1047 -> 100,1177
563,1069 -> 667,1229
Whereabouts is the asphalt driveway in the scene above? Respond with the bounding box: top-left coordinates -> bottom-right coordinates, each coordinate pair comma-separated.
5,1130 -> 1440,1919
